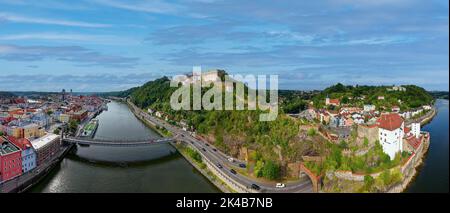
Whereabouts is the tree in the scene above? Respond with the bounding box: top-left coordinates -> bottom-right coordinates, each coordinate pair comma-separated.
53,129 -> 60,135
341,96 -> 350,104
254,160 -> 264,177
68,120 -> 79,134
363,137 -> 369,147
262,160 -> 281,180
307,128 -> 316,137
363,175 -> 375,191
390,168 -> 403,185
339,140 -> 348,149
380,170 -> 392,186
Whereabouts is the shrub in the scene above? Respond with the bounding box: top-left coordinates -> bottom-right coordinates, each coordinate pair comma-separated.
363,137 -> 369,147
262,160 -> 281,180
364,175 -> 375,191
307,128 -> 317,137
254,160 -> 264,177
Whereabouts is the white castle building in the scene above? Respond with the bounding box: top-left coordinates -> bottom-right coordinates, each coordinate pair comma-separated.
377,113 -> 405,160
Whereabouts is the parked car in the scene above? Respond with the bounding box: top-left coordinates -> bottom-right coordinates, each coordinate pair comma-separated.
251,184 -> 261,190
276,183 -> 286,188
217,164 -> 223,169
239,163 -> 246,168
230,169 -> 237,175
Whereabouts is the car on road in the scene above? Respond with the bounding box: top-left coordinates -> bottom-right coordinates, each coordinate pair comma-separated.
205,143 -> 210,146
212,148 -> 217,152
239,163 -> 246,168
217,163 -> 223,169
230,169 -> 237,175
276,183 -> 286,188
228,157 -> 235,163
251,184 -> 261,191
201,148 -> 206,152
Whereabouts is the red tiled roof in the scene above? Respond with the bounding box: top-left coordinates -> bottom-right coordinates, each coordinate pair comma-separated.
377,113 -> 404,131
406,135 -> 423,150
329,99 -> 340,105
404,127 -> 411,134
7,136 -> 32,150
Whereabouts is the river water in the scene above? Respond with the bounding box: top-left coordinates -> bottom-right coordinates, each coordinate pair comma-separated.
30,100 -> 448,193
407,99 -> 449,193
30,101 -> 220,192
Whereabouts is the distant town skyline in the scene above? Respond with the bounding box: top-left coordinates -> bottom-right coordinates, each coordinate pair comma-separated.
0,0 -> 448,92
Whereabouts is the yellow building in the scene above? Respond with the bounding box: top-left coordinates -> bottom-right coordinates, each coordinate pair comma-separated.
6,126 -> 22,138
23,124 -> 44,138
59,114 -> 70,123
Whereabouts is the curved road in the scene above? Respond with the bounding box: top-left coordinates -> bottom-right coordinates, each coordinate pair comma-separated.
129,100 -> 313,193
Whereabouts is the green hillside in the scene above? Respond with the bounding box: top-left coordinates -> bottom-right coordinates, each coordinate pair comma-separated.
312,83 -> 433,110
124,76 -> 322,180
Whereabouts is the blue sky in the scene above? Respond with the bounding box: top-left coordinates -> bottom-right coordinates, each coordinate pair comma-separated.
0,0 -> 448,92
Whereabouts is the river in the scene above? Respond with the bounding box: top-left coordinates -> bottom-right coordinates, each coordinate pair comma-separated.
30,100 -> 448,193
30,101 -> 220,192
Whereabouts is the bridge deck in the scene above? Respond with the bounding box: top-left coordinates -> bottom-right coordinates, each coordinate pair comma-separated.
63,137 -> 173,147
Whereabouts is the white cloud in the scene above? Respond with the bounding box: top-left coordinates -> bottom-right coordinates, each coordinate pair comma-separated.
0,12 -> 111,28
0,32 -> 138,45
92,0 -> 183,14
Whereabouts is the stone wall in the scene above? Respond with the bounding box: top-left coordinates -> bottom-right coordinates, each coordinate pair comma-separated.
333,139 -> 424,184
357,125 -> 378,146
287,162 -> 301,178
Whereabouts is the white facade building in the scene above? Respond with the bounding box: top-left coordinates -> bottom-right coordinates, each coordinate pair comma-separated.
411,123 -> 421,138
377,113 -> 404,160
422,105 -> 432,110
364,104 -> 376,112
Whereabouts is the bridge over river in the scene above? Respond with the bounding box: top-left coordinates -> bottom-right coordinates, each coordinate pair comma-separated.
63,136 -> 174,147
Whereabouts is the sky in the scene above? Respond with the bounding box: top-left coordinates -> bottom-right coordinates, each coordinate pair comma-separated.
0,0 -> 448,92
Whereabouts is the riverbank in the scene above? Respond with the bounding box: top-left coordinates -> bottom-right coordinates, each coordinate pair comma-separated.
388,135 -> 430,193
174,143 -> 234,193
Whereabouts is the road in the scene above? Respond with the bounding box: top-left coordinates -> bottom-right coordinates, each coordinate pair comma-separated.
128,100 -> 313,193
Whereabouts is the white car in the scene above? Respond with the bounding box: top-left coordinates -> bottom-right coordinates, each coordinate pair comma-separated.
228,157 -> 235,163
275,183 -> 285,188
